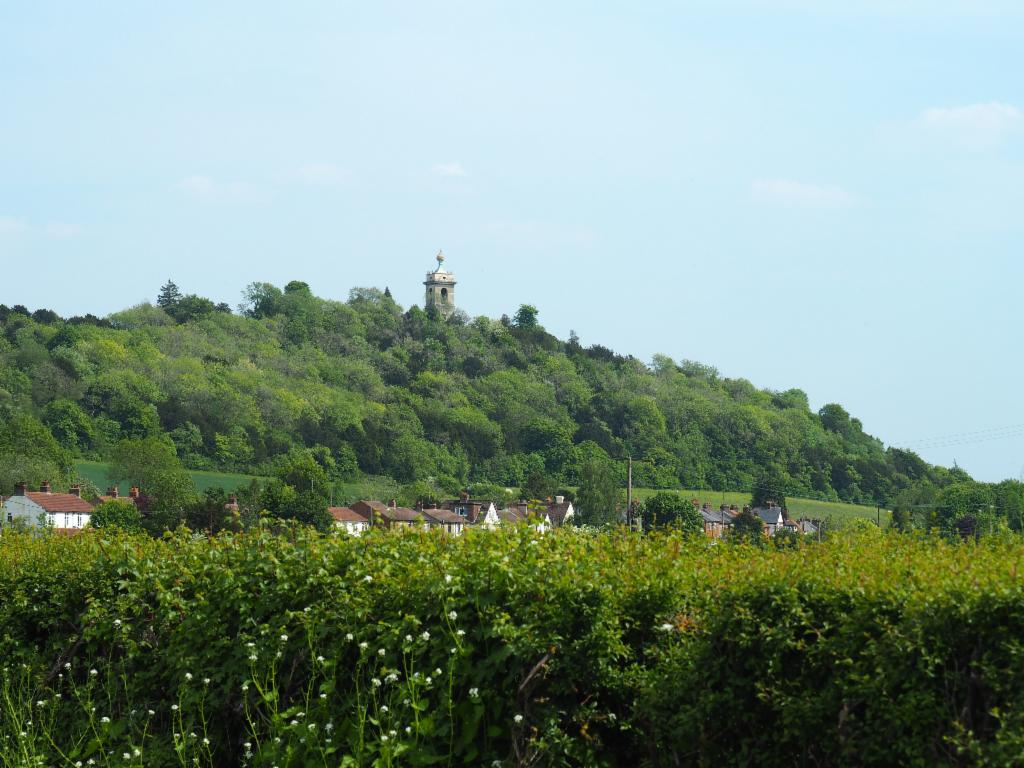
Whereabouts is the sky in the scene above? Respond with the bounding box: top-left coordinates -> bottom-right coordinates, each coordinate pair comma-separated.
1,1 -> 1022,481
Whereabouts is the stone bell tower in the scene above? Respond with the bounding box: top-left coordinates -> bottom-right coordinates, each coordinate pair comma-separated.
424,250 -> 456,318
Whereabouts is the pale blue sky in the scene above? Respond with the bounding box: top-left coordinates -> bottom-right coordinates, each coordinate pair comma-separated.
1,2 -> 1022,480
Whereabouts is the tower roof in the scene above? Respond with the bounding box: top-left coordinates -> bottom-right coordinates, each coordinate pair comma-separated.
425,249 -> 456,284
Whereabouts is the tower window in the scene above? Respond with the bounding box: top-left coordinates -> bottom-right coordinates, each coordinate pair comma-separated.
440,287 -> 448,301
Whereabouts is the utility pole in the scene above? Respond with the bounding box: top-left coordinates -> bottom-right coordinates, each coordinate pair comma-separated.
627,456 -> 634,531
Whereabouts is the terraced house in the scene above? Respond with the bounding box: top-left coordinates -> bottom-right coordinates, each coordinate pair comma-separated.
3,482 -> 93,532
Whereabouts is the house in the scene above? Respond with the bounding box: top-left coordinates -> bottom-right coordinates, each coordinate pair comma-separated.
751,505 -> 786,536
699,504 -> 735,538
496,501 -> 552,532
420,507 -> 466,535
478,503 -> 501,530
4,482 -> 93,532
95,486 -> 143,507
351,499 -> 422,529
329,506 -> 370,535
798,518 -> 820,537
444,491 -> 487,523
546,496 -> 575,527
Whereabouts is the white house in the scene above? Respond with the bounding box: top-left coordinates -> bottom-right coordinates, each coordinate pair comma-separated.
478,502 -> 500,530
4,482 -> 93,531
752,505 -> 786,536
329,506 -> 371,536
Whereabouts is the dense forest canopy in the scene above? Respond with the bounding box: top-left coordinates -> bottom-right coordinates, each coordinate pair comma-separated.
0,281 -> 966,508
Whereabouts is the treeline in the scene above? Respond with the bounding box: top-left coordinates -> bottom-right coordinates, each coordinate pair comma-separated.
0,281 -> 968,508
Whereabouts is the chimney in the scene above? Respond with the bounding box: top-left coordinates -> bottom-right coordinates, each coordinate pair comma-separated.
388,499 -> 397,509
15,481 -> 27,496
129,486 -> 140,499
69,484 -> 81,498
40,480 -> 52,494
107,486 -> 119,498
414,500 -> 423,512
517,499 -> 528,516
555,495 -> 564,505
460,490 -> 470,501
227,494 -> 238,506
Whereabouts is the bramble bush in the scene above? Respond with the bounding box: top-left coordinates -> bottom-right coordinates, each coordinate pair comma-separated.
2,526 -> 1024,766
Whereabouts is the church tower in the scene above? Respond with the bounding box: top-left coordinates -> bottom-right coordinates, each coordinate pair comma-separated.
424,250 -> 456,318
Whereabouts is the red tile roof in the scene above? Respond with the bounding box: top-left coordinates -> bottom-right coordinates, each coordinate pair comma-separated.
22,492 -> 94,513
329,506 -> 369,523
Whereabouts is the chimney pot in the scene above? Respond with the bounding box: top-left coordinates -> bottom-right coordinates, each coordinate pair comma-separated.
388,499 -> 397,509
460,490 -> 469,501
40,481 -> 52,494
228,494 -> 238,505
70,484 -> 81,498
555,495 -> 564,504
15,481 -> 27,496
129,486 -> 140,499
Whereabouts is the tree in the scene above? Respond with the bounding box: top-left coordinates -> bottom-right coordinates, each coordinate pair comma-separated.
0,414 -> 75,493
751,465 -> 788,510
575,456 -> 622,526
729,510 -> 764,545
642,491 -> 702,534
520,469 -> 556,502
90,499 -> 143,532
513,304 -> 539,329
157,280 -> 182,309
108,437 -> 196,513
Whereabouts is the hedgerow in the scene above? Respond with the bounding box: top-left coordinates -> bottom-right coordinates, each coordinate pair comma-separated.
1,526 -> 1024,766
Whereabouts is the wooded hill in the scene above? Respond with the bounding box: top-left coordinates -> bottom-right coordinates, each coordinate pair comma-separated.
0,281 -> 960,506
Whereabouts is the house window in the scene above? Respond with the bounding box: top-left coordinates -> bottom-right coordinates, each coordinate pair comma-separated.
456,507 -> 467,517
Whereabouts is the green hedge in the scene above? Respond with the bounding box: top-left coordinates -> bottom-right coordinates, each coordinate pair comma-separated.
1,527 -> 1024,766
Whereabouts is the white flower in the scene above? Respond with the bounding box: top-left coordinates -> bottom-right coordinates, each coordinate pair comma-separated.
386,673 -> 399,683
308,723 -> 317,731
171,704 -> 179,711
203,677 -> 210,685
89,668 -> 98,676
372,678 -> 382,687
450,647 -> 457,654
133,748 -> 141,757
380,705 -> 389,713
448,610 -> 458,620
433,668 -> 442,677
320,693 -> 327,699
246,642 -> 255,648
325,722 -> 334,732
147,709 -> 155,716
359,641 -> 369,650
380,734 -> 389,743
316,655 -> 325,663
405,725 -> 412,734
420,631 -> 430,641
290,720 -> 298,727
514,714 -> 524,724
444,574 -> 452,583
657,623 -> 675,632
469,687 -> 479,697
425,676 -> 432,685
280,634 -> 288,643
101,716 -> 111,724
184,672 -> 193,681
241,683 -> 249,692
345,633 -> 354,641
388,729 -> 397,737
64,662 -> 71,670
122,752 -> 131,760
405,634 -> 413,643
378,648 -> 386,657
249,654 -> 258,661
456,629 -> 466,637
113,619 -> 122,628
363,575 -> 373,583
202,737 -> 210,745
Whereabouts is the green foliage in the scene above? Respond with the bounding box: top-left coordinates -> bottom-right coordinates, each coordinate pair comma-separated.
575,454 -> 622,526
0,283 -> 974,516
642,491 -> 702,534
729,509 -> 765,544
89,498 -> 143,532
751,464 -> 788,509
107,436 -> 196,511
3,529 -> 1024,766
0,413 -> 74,493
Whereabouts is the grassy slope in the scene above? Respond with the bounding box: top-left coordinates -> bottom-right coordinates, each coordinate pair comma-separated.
630,487 -> 890,525
76,460 -> 886,525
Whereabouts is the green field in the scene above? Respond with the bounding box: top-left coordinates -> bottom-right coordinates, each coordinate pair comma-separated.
628,487 -> 890,526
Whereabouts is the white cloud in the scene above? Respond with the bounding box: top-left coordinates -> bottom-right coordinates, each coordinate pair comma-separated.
433,162 -> 467,178
920,102 -> 1021,146
295,163 -> 349,185
0,217 -> 28,234
175,175 -> 265,203
750,179 -> 857,207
